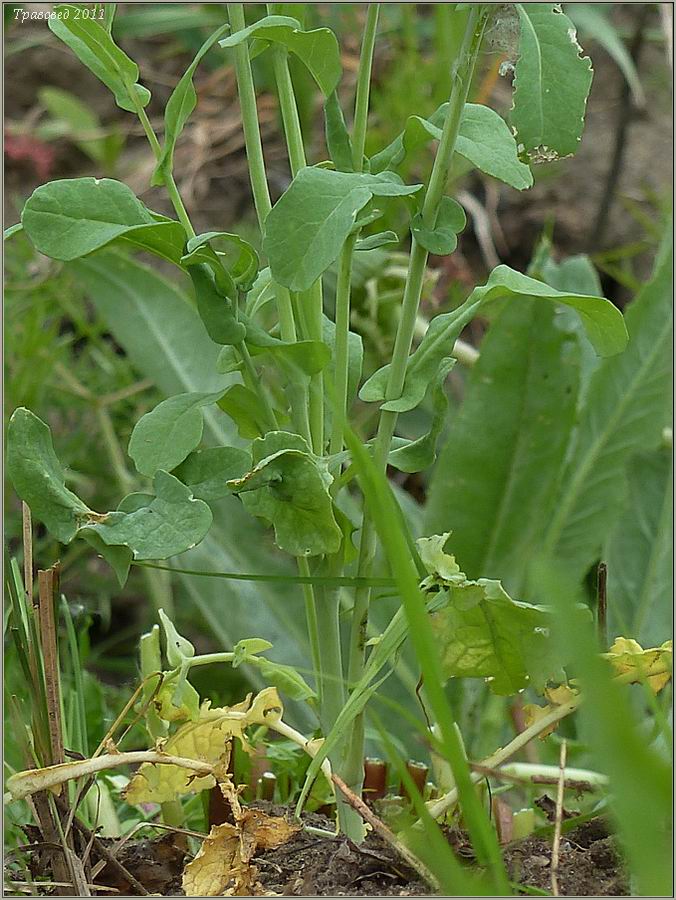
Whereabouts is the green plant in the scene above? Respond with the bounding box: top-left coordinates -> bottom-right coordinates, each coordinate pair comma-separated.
5,2 -> 672,888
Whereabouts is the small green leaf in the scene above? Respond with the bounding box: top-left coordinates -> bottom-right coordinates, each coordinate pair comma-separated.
79,529 -> 132,587
252,657 -> 317,701
388,358 -> 455,473
512,4 -> 593,160
182,232 -> 259,291
232,638 -> 273,667
324,90 -> 353,171
227,431 -> 341,557
264,167 -> 421,291
411,197 -> 466,256
420,534 -> 588,694
159,608 -> 196,667
128,391 -> 225,477
49,5 -> 150,112
7,408 -> 92,544
86,471 -> 213,560
245,267 -> 276,319
22,178 -> 185,263
172,447 -> 252,503
188,265 -> 247,346
153,24 -> 230,185
220,14 -> 341,96
216,384 -> 267,439
360,264 -> 627,413
355,231 -> 398,252
371,103 -> 533,191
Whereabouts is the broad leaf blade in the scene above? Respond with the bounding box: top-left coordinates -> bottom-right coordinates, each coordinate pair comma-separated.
425,300 -> 579,590
512,4 -> 593,159
542,242 -> 673,578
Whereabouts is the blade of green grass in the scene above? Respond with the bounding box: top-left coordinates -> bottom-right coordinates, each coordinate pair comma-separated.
134,560 -> 395,588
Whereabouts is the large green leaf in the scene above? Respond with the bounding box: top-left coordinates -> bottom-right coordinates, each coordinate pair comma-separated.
49,4 -> 150,112
419,535 -> 586,695
424,300 -> 579,589
128,391 -> 225,478
370,103 -> 533,191
263,168 -> 421,291
22,178 -> 185,263
360,264 -> 626,413
227,432 -> 342,557
84,471 -> 212,560
6,407 -> 92,543
512,4 -> 593,160
153,24 -> 230,185
220,14 -> 341,96
542,243 -> 673,578
605,449 -> 673,647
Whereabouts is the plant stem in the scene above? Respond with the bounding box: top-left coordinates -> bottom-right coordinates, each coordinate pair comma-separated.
344,2 -> 488,803
227,3 -> 311,446
296,557 -> 323,703
351,4 -> 380,170
238,341 -> 279,432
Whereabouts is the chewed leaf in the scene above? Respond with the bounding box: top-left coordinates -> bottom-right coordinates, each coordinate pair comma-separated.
129,390 -> 225,477
220,15 -> 341,96
419,534 -> 590,694
604,638 -> 673,694
173,447 -> 252,502
7,407 -> 92,543
126,688 -> 283,805
227,432 -> 342,557
512,4 -> 593,160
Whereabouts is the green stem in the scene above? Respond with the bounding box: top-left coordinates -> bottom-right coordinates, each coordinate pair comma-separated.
344,1 -> 488,802
329,233 -> 357,456
239,341 -> 279,432
228,2 -> 311,445
351,4 -> 380,170
296,556 -> 322,702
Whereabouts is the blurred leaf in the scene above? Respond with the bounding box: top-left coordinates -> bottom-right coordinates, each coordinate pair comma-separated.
424,300 -> 579,589
173,447 -> 251,502
354,231 -> 398,251
153,24 -> 230,185
361,264 -> 625,413
7,407 -> 92,543
605,449 -> 673,646
324,90 -> 353,171
512,4 -> 593,159
159,607 -> 196,667
22,178 -> 185,263
220,14 -> 341,95
38,86 -> 122,169
49,4 -> 150,112
411,196 -> 466,256
542,241 -> 672,578
603,637 -> 672,694
264,168 -> 421,291
568,4 -> 645,107
216,384 -> 268,439
388,357 -> 455,473
228,432 -> 342,557
129,391 -> 224,477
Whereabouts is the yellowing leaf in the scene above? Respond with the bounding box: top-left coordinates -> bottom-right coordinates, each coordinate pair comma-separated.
522,703 -> 557,739
524,684 -> 580,739
182,809 -> 298,896
604,638 -> 673,694
125,688 -> 284,804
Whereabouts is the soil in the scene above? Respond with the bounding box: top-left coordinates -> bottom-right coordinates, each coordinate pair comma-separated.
12,809 -> 628,896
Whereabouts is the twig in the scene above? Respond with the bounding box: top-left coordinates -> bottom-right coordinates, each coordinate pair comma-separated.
470,762 -> 605,792
21,502 -> 33,604
6,881 -> 120,894
597,562 -> 608,648
551,740 -> 568,897
331,772 -> 440,890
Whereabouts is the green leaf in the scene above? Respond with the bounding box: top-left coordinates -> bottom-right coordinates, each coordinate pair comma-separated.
79,529 -> 132,587
411,196 -> 466,256
542,241 -> 673,579
354,231 -> 398,252
38,86 -> 122,168
182,232 -> 259,291
371,103 -> 533,191
49,4 -> 150,113
388,358 -> 455,474
153,24 -> 230,185
424,300 -> 579,590
419,535 -> 586,694
172,447 -> 252,503
220,14 -> 341,95
322,315 -> 363,435
227,432 -> 341,557
232,638 -> 273,667
264,167 -> 421,291
4,223 -> 23,241
605,449 -> 673,647
22,178 -> 186,263
216,384 -> 268,439
245,267 -> 276,319
249,657 -> 316,701
188,265 -> 247,346
128,391 -> 225,478
158,608 -> 196,667
85,471 -> 212,560
6,407 -> 92,544
512,4 -> 593,160
360,263 -> 627,413
324,90 -> 353,171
